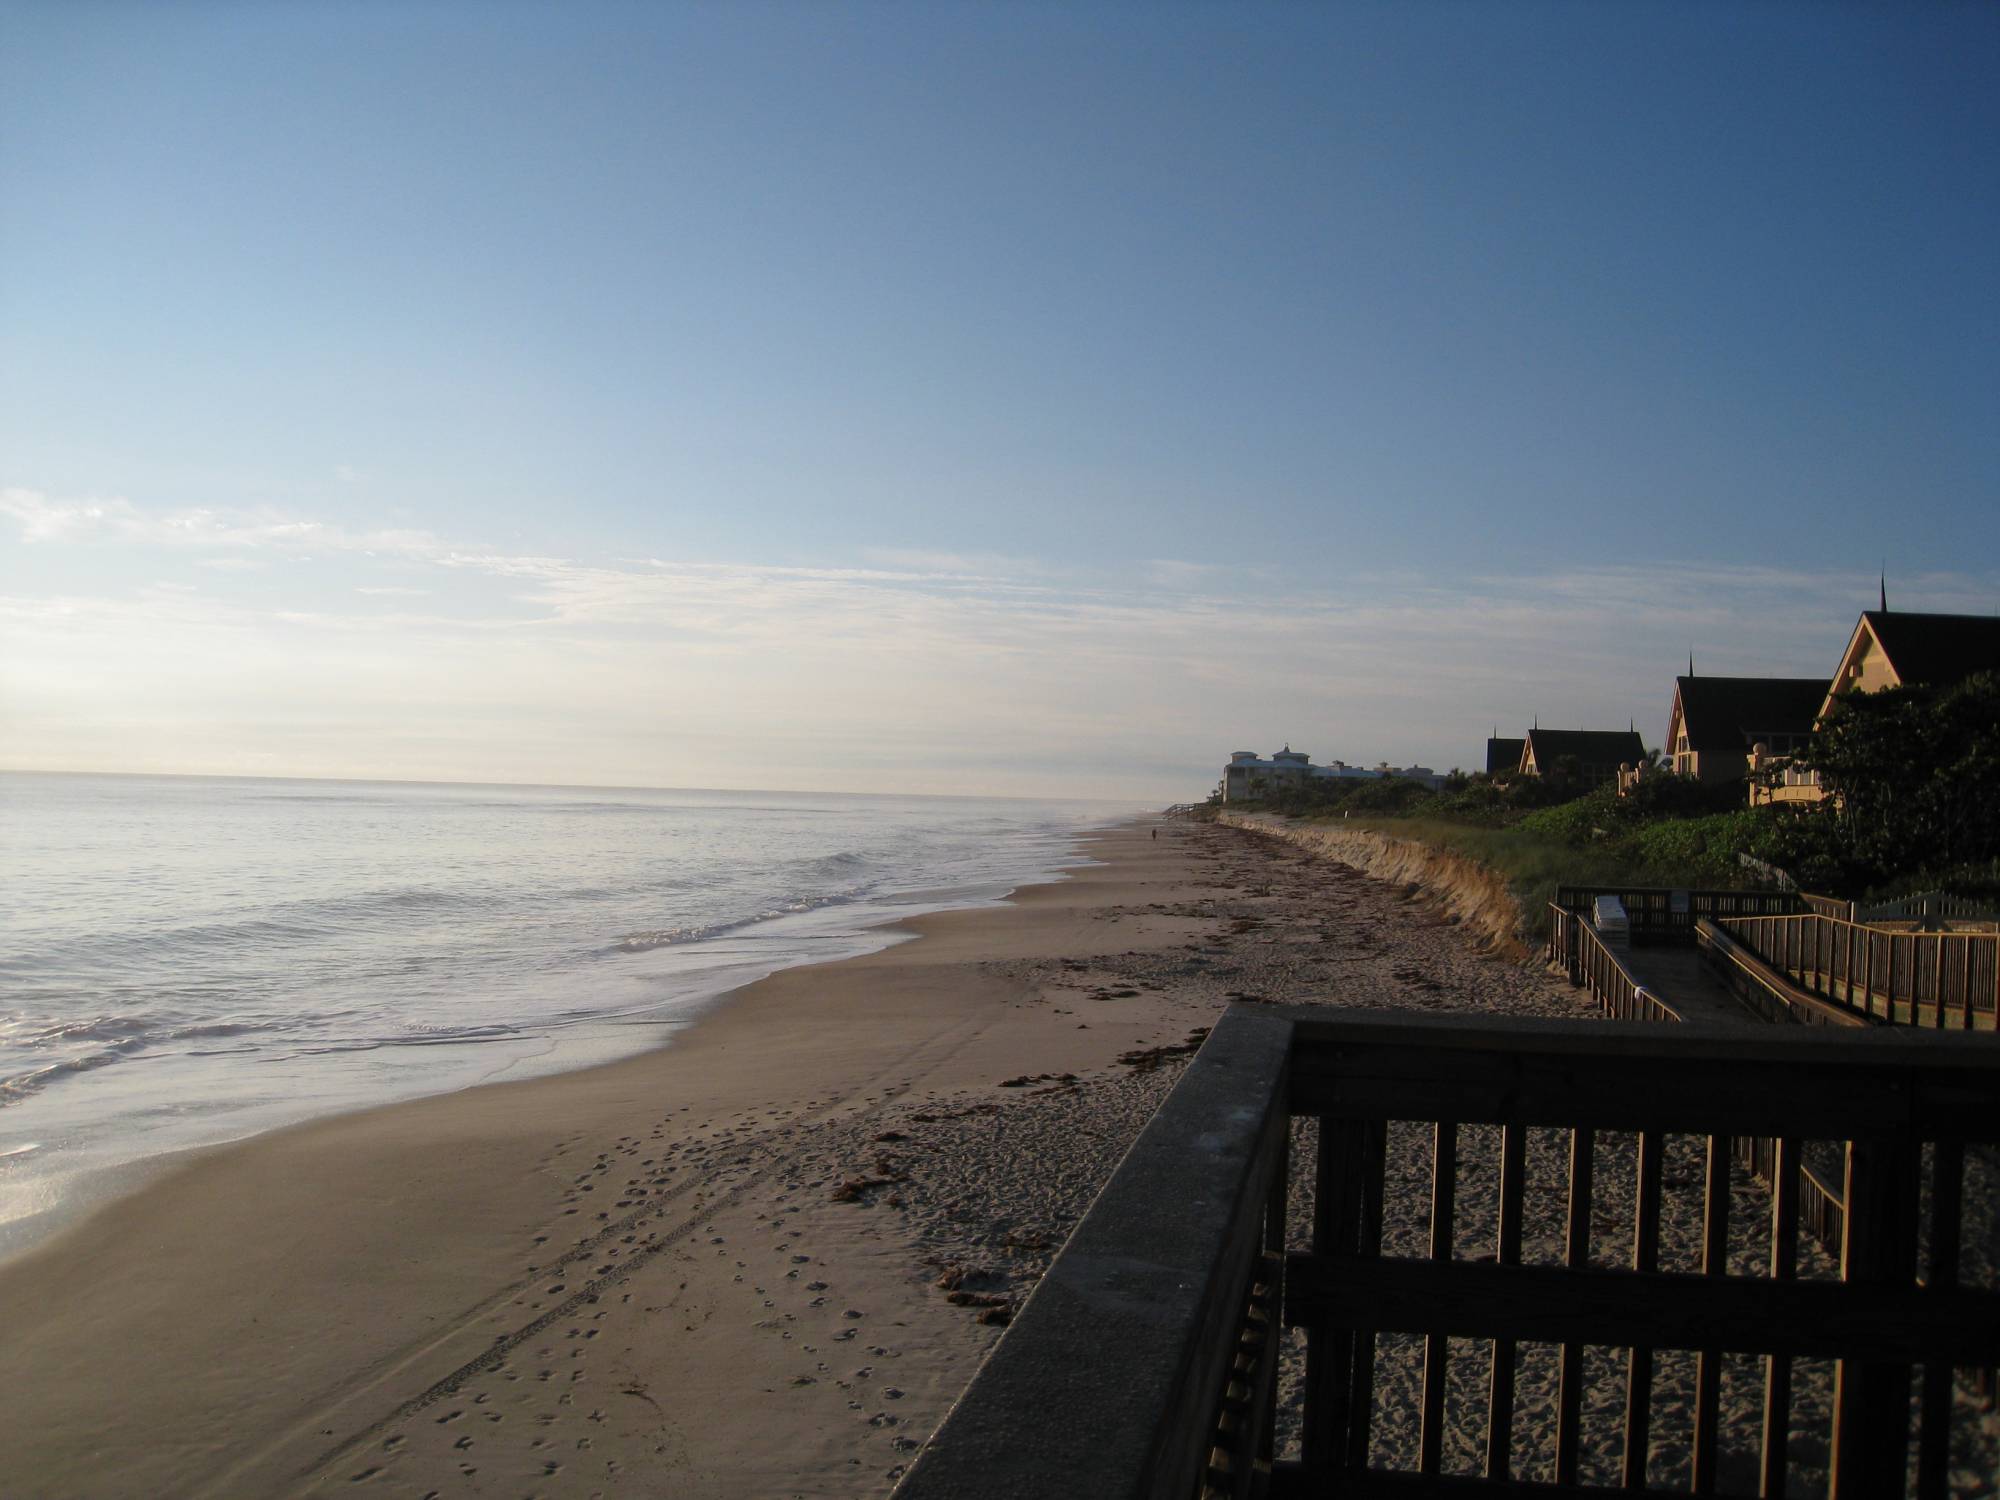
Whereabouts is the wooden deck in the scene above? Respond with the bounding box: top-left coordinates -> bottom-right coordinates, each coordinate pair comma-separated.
892,1008 -> 2000,1500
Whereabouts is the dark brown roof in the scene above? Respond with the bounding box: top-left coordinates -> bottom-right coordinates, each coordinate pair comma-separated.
1523,729 -> 1646,768
1674,676 -> 1826,753
1485,737 -> 1524,774
1863,611 -> 2000,689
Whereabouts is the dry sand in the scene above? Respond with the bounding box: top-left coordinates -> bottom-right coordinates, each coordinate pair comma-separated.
7,816 -> 1978,1498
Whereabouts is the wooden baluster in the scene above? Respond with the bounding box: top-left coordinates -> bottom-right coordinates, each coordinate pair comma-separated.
1303,1117 -> 1355,1477
1265,1114 -> 1289,1255
1760,1137 -> 1799,1498
1418,1121 -> 1456,1477
1623,1130 -> 1663,1490
1485,1125 -> 1526,1481
1305,1115 -> 1386,1481
1830,1134 -> 1920,1498
1888,934 -> 1899,1022
1935,933 -> 1946,1028
1344,1120 -> 1387,1474
1917,1140 -> 1966,1500
1693,1133 -> 1730,1493
1556,1125 -> 1595,1487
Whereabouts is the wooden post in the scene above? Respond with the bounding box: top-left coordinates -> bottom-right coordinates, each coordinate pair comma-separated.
1830,1133 -> 1920,1497
1693,1132 -> 1730,1493
1418,1122 -> 1455,1477
1936,933 -> 1948,1028
1863,928 -> 1876,1017
1918,1141 -> 1965,1500
1485,1125 -> 1526,1481
1302,1118 -> 1353,1476
1623,1130 -> 1664,1490
1761,1136 -> 1799,1499
1344,1120 -> 1387,1475
1556,1125 -> 1594,1487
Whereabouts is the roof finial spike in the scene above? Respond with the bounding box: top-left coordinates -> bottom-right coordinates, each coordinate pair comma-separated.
1689,648 -> 1695,677
1880,565 -> 1888,614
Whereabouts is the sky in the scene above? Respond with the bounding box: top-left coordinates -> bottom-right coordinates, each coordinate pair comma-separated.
3,1 -> 1996,801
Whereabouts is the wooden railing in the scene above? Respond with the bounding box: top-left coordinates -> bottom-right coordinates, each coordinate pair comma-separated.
1721,912 -> 2000,1030
1556,912 -> 1858,1265
1553,886 -> 1801,944
1694,918 -> 1874,1031
894,1008 -> 2000,1500
1859,890 -> 2000,926
1801,892 -> 1858,921
1547,904 -> 1683,1022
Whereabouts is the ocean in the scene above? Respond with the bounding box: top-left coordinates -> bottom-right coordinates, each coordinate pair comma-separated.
0,772 -> 1138,1253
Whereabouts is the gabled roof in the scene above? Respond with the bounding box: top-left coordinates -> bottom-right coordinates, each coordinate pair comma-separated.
1859,611 -> 2000,688
1522,728 -> 1645,768
1672,676 -> 1826,753
1485,736 -> 1525,774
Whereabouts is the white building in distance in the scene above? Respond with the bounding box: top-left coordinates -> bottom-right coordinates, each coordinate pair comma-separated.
1219,748 -> 1446,801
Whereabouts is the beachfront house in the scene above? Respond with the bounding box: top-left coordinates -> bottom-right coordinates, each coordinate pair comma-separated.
1817,609 -> 2000,717
1484,736 -> 1525,776
1751,609 -> 2000,807
1517,727 -> 1646,790
1664,675 -> 1825,785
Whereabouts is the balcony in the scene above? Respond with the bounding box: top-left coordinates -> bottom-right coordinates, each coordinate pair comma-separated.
893,1007 -> 2000,1499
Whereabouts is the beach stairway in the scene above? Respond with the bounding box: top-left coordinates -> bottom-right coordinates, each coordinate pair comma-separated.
893,1006 -> 2000,1500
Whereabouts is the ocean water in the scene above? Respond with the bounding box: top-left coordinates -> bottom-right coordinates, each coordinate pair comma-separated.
0,772 -> 1138,1252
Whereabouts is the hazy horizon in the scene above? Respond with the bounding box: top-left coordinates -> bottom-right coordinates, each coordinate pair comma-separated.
5,3 -> 1995,801
0,764 -> 1151,807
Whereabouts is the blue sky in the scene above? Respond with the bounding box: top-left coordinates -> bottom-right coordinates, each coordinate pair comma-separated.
3,2 -> 1996,798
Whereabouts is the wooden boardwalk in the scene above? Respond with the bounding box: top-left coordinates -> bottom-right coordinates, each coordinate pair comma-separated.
1620,943 -> 1762,1027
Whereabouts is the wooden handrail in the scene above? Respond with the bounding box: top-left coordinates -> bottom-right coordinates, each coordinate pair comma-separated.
1720,911 -> 2000,1030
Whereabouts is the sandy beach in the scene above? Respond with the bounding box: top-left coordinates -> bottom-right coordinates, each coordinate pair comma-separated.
0,816 -> 1594,1498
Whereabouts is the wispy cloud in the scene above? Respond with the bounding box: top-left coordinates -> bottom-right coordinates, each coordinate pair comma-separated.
1141,558 -> 1223,587
4,488 -> 1995,794
858,546 -> 1051,579
0,486 -> 440,557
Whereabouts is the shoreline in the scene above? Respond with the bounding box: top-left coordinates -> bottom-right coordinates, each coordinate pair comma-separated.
0,816 -> 1587,1498
0,830 -> 1111,1271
